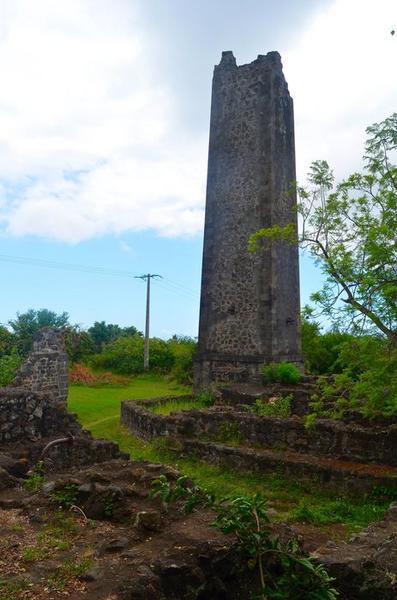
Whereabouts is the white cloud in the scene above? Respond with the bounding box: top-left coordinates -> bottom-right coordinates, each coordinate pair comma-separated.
0,0 -> 395,244
0,0 -> 206,242
285,0 -> 397,181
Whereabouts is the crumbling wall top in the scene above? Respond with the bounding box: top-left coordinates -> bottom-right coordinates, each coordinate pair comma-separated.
12,328 -> 68,405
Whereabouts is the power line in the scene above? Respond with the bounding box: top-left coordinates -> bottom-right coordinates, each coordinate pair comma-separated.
0,252 -> 200,302
0,253 -> 137,278
152,278 -> 198,302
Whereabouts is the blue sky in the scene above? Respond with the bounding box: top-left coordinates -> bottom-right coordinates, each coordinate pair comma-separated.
0,0 -> 396,337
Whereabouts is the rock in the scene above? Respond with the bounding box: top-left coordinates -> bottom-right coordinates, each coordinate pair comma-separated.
41,481 -> 56,494
99,536 -> 130,554
0,453 -> 29,477
0,466 -> 17,490
77,482 -> 93,495
134,510 -> 162,532
79,565 -> 102,582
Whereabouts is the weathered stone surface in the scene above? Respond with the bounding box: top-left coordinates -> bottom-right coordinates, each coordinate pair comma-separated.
0,466 -> 17,490
121,397 -> 397,466
0,388 -> 81,444
135,509 -> 163,532
315,502 -> 397,599
179,438 -> 397,494
195,51 -> 302,390
13,328 -> 68,405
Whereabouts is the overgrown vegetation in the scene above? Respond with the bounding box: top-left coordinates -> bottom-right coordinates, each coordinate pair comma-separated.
214,495 -> 338,599
148,476 -> 338,599
150,474 -> 214,513
252,394 -> 292,418
302,332 -> 397,419
150,395 -> 212,415
24,460 -> 45,492
262,362 -> 301,384
49,483 -> 79,508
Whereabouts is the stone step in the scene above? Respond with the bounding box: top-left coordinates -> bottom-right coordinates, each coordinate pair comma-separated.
179,438 -> 397,494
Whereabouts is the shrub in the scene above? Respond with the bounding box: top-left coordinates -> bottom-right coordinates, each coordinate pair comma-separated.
91,335 -> 175,375
0,348 -> 22,386
69,363 -> 130,385
213,495 -> 338,599
253,394 -> 292,418
69,363 -> 98,384
301,319 -> 353,375
90,336 -> 145,374
262,361 -> 301,384
168,336 -> 197,384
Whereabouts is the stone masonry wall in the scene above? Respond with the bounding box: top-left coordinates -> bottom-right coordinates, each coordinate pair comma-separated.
0,388 -> 81,444
13,328 -> 68,405
121,398 -> 397,466
195,51 -> 302,390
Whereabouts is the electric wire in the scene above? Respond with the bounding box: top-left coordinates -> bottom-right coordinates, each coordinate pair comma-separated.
0,253 -> 199,302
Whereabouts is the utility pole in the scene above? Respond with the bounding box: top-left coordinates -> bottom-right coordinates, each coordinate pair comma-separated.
134,274 -> 162,369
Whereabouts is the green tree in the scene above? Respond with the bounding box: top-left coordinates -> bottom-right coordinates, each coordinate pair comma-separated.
88,321 -> 141,352
249,113 -> 397,344
0,325 -> 16,357
63,328 -> 95,363
9,308 -> 70,355
0,348 -> 22,386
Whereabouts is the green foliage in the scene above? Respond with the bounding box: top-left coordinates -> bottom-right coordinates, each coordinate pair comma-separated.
195,390 -> 214,407
0,325 -> 15,356
0,348 -> 22,386
9,308 -> 70,355
262,361 -> 301,384
213,495 -> 338,599
306,337 -> 397,418
88,320 -> 141,352
253,394 -> 292,418
150,474 -> 214,513
150,474 -> 189,505
167,335 -> 197,384
301,319 -> 354,374
24,461 -> 45,492
248,223 -> 297,252
91,335 -> 175,375
64,328 -> 95,363
49,483 -> 79,508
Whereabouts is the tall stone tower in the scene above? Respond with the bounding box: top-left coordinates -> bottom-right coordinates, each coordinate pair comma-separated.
194,51 -> 302,390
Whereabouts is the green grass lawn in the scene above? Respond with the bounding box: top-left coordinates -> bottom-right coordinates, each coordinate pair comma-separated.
68,373 -> 189,428
68,374 -> 393,533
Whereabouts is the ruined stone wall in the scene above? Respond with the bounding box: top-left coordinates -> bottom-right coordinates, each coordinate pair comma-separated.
195,51 -> 302,390
0,388 -> 80,444
121,398 -> 397,466
13,328 -> 68,405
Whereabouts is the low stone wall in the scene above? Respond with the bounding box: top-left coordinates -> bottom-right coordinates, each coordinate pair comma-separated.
0,388 -> 81,444
121,397 -> 397,466
179,438 -> 397,494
